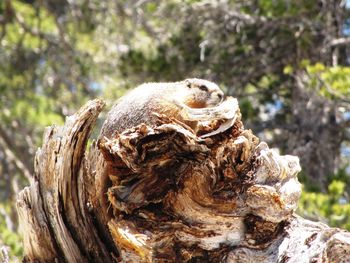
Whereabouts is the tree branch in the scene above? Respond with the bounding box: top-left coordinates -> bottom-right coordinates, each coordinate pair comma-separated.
329,37 -> 350,47
0,125 -> 33,182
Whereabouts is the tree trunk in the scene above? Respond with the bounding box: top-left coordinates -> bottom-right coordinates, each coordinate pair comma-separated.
16,98 -> 350,262
286,72 -> 343,191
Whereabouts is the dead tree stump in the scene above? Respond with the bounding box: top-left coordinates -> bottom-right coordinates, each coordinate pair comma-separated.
17,98 -> 350,262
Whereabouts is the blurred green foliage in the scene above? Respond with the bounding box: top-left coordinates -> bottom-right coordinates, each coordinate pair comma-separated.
284,61 -> 350,99
0,204 -> 23,261
299,179 -> 350,231
307,63 -> 350,99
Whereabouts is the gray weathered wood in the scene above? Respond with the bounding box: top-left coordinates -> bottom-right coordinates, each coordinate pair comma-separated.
17,98 -> 350,262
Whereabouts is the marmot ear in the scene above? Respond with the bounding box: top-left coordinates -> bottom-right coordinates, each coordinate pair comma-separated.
184,79 -> 192,88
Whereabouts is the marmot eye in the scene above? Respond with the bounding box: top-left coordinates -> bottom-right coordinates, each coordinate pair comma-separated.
199,85 -> 208,92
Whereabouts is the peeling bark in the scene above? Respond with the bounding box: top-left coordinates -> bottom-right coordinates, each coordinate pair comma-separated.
17,98 -> 350,262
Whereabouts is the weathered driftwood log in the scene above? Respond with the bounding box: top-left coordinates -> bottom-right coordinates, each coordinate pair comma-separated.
17,98 -> 350,262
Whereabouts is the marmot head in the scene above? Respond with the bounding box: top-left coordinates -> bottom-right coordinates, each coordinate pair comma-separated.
183,78 -> 224,108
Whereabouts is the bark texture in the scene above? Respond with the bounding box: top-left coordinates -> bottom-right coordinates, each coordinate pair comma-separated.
17,98 -> 350,262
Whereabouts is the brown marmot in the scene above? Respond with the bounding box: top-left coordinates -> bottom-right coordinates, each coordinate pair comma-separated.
100,78 -> 225,139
